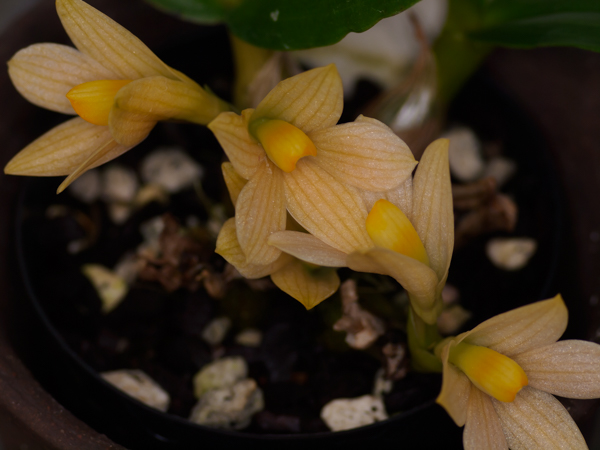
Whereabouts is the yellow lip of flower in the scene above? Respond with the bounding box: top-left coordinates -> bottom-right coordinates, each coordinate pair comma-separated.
365,199 -> 430,266
449,341 -> 529,403
249,118 -> 317,173
66,79 -> 132,126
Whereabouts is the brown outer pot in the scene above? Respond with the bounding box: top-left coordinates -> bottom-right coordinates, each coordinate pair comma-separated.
1,1 -> 600,448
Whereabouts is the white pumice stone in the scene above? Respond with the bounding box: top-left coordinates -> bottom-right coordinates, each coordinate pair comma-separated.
193,356 -> 248,398
101,370 -> 170,412
445,127 -> 484,182
484,156 -> 517,188
373,368 -> 393,397
235,329 -> 263,347
114,252 -> 143,286
140,147 -> 203,193
133,184 -> 169,208
321,395 -> 388,431
486,237 -> 537,271
68,169 -> 101,203
201,316 -> 232,346
189,379 -> 264,429
107,203 -> 132,225
81,264 -> 128,313
137,216 -> 166,258
101,165 -> 139,203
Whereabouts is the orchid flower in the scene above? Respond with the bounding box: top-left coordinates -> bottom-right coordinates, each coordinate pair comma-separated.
268,138 -> 453,325
208,64 -> 417,272
216,162 -> 340,310
437,295 -> 600,449
4,0 -> 230,193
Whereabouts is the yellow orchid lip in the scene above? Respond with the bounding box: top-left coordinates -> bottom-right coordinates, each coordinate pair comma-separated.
67,79 -> 132,126
249,118 -> 317,172
449,341 -> 528,403
366,199 -> 430,266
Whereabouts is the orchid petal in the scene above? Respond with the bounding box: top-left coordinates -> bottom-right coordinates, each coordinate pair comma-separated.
208,110 -> 264,180
268,231 -> 348,267
271,259 -> 340,310
235,160 -> 286,265
359,177 -> 413,216
386,177 -> 414,221
465,295 -> 568,358
4,117 -> 128,176
347,247 -> 440,324
216,218 -> 290,279
463,384 -> 508,450
56,136 -> 131,193
412,138 -> 453,285
284,158 -> 372,254
109,76 -> 228,146
252,64 -> 342,134
514,340 -> 600,399
222,162 -> 247,206
437,341 -> 472,426
56,0 -> 178,80
493,387 -> 587,450
310,116 -> 416,192
8,43 -> 117,114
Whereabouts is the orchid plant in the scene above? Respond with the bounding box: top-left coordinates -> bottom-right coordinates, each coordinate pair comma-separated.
4,0 -> 600,449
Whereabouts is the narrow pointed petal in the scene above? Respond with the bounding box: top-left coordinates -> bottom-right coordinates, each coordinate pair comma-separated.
514,340 -> 600,399
271,259 -> 340,310
8,43 -> 117,114
216,218 -> 290,278
465,295 -> 568,358
222,162 -> 247,206
56,0 -> 179,80
284,158 -> 372,254
208,110 -> 264,180
252,64 -> 342,134
347,247 -> 440,324
235,160 -> 286,265
412,138 -> 453,284
56,136 -> 131,193
437,341 -> 472,426
4,117 -> 127,176
311,116 -> 416,192
493,387 -> 588,450
463,385 -> 508,450
268,231 -> 348,267
109,76 -> 230,146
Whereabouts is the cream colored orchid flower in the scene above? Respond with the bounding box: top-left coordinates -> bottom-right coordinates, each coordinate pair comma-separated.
4,0 -> 230,193
437,295 -> 600,450
268,138 -> 453,324
217,162 -> 340,310
208,64 -> 417,272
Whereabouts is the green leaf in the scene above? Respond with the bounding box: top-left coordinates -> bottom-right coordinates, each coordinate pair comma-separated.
469,13 -> 600,52
434,0 -> 600,103
479,0 -> 600,24
146,0 -> 420,50
145,0 -> 227,23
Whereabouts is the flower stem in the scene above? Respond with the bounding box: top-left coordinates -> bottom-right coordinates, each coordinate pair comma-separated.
407,306 -> 443,372
433,0 -> 494,105
229,33 -> 274,109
